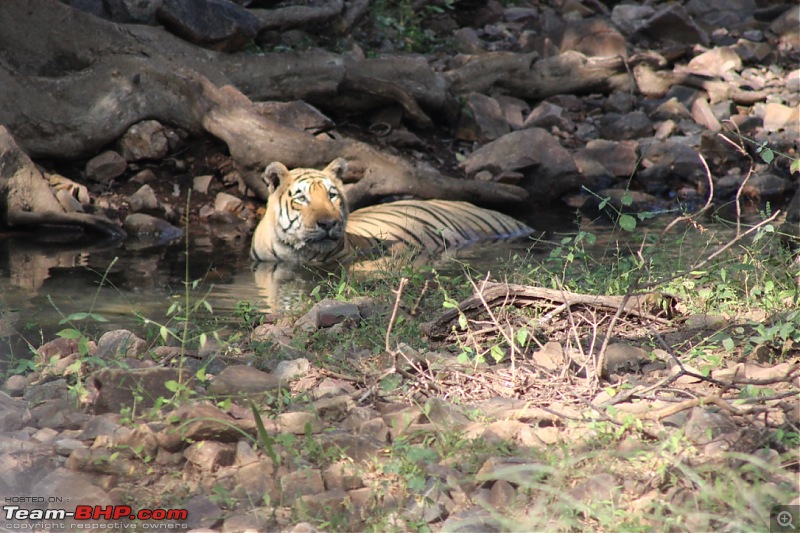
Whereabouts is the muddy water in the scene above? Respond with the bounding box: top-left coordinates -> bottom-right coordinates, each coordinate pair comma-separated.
0,205 -> 746,367
0,209 -> 577,366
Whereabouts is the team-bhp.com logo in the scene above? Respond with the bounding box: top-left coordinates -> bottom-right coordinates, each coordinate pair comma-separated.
3,501 -> 189,528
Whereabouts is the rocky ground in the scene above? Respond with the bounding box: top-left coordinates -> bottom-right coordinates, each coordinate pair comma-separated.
11,0 -> 799,245
1,0 -> 799,532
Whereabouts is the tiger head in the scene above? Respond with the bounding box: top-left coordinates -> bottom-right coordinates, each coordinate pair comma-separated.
250,158 -> 349,265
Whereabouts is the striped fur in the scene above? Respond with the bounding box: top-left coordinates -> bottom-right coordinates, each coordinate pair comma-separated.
251,160 -> 533,266
346,200 -> 533,255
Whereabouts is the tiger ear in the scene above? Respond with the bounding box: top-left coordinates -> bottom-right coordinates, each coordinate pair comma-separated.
263,162 -> 290,194
323,158 -> 347,181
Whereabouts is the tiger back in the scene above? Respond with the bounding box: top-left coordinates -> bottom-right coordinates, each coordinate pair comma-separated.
345,199 -> 534,257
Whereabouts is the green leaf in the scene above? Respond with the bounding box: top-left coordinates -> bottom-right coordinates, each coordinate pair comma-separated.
202,300 -> 213,313
722,337 -> 735,352
618,214 -> 637,232
790,159 -> 800,175
160,325 -> 169,344
56,328 -> 82,340
65,312 -> 90,321
490,345 -> 504,363
250,401 -> 280,465
457,314 -> 468,330
89,313 -> 109,322
199,332 -> 207,348
760,148 -> 774,164
515,328 -> 528,347
598,198 -> 609,210
621,191 -> 633,206
164,380 -> 181,392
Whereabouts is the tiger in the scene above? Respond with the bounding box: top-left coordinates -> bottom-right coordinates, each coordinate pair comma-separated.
250,158 -> 534,266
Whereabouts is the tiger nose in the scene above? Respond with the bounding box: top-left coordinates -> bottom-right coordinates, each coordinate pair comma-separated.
317,219 -> 340,232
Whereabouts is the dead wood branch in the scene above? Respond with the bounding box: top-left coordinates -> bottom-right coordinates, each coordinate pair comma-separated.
421,281 -> 672,339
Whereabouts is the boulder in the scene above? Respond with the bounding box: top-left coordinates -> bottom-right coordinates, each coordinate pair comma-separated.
460,128 -> 579,202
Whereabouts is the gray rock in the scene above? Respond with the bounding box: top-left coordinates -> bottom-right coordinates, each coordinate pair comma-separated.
213,192 -> 243,214
634,4 -> 709,46
603,92 -> 635,114
531,341 -> 564,372
760,103 -> 800,132
277,411 -> 323,434
95,329 -> 148,360
0,449 -> 61,503
182,494 -> 224,530
104,0 -> 161,23
273,358 -> 311,381
687,47 -> 743,77
234,462 -> 278,503
769,5 -> 799,36
117,120 -> 169,161
0,391 -> 31,431
157,402 -> 255,452
611,4 -> 655,34
742,172 -> 792,200
295,299 -> 362,330
642,138 -> 707,184
453,27 -> 484,54
221,512 -> 272,533
156,0 -> 261,52
78,413 -> 123,440
208,365 -> 283,396
85,150 -> 127,183
600,111 -> 653,140
691,98 -> 721,132
560,18 -> 626,58
522,101 -> 573,131
460,128 -> 579,202
456,93 -> 510,143
30,468 -> 112,525
123,213 -> 182,239
689,0 -> 756,23
91,367 -> 181,414
684,407 -> 738,445
128,184 -> 160,212
184,440 -> 236,471
23,379 -> 70,404
663,85 -> 703,109
3,375 -> 27,397
567,473 -> 620,504
652,97 -> 692,121
280,468 -> 325,500
603,343 -> 650,377
575,139 -> 639,178
53,438 -> 88,456
193,174 -> 214,194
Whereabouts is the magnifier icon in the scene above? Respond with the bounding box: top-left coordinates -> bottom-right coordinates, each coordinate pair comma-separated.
778,510 -> 796,530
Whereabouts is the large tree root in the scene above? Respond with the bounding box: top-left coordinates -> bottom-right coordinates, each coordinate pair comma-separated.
0,127 -> 124,238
